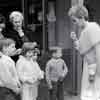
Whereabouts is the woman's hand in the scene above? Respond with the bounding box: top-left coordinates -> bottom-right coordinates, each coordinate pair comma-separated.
70,32 -> 80,50
17,28 -> 24,37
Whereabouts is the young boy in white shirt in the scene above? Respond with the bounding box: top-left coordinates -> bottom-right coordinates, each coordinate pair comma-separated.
16,42 -> 44,100
0,38 -> 20,100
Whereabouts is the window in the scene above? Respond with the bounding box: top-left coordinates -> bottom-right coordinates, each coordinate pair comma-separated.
23,0 -> 48,50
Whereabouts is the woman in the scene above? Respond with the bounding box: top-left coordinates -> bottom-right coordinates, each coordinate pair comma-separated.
0,14 -> 6,39
68,5 -> 100,100
6,11 -> 37,62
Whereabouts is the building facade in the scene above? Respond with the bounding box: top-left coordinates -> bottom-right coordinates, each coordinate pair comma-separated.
2,0 -> 100,96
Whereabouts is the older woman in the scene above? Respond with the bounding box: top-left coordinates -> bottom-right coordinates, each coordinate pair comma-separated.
0,14 -> 6,39
5,11 -> 38,62
69,5 -> 100,100
7,11 -> 29,49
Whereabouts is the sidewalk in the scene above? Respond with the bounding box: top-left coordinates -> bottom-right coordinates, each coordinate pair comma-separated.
64,93 -> 80,100
38,80 -> 81,100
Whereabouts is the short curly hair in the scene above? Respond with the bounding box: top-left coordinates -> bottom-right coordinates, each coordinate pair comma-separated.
68,5 -> 88,20
9,11 -> 24,22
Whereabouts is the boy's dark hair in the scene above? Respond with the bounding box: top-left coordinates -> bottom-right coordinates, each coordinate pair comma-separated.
0,38 -> 15,52
21,42 -> 36,56
49,46 -> 62,56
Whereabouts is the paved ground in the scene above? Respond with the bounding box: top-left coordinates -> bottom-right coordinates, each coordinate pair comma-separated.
64,93 -> 80,100
38,80 -> 81,100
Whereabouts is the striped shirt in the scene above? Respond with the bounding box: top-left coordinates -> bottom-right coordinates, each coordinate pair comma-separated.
46,58 -> 68,85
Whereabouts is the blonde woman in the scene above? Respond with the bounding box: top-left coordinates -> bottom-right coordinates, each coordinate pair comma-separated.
6,11 -> 37,62
69,5 -> 100,100
9,11 -> 29,49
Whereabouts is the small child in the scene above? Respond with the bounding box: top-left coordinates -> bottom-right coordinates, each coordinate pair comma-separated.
0,38 -> 20,100
45,46 -> 68,100
16,42 -> 44,100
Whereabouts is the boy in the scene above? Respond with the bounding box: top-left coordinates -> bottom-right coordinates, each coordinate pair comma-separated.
0,38 -> 20,100
16,42 -> 44,100
45,46 -> 68,100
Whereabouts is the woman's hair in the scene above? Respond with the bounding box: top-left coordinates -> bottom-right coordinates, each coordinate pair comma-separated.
68,5 -> 88,20
21,42 -> 36,56
0,38 -> 15,52
9,11 -> 24,22
0,14 -> 6,24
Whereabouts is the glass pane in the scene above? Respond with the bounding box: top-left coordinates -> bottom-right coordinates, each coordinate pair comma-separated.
25,0 -> 43,49
27,0 -> 42,24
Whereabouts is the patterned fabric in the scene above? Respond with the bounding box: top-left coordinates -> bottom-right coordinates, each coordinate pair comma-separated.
45,58 -> 68,86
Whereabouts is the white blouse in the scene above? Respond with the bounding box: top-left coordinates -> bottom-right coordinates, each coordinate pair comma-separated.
16,56 -> 44,84
75,22 -> 100,65
0,55 -> 19,88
